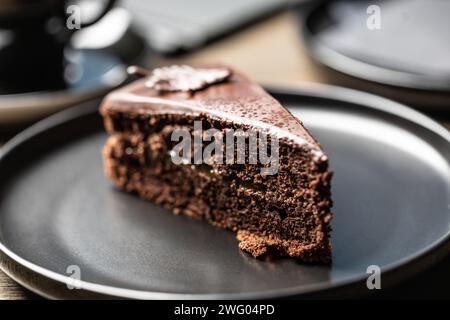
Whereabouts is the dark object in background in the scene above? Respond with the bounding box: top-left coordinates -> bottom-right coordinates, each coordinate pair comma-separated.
0,0 -> 153,126
0,0 -> 116,94
1,86 -> 449,298
301,0 -> 450,110
123,0 -> 305,54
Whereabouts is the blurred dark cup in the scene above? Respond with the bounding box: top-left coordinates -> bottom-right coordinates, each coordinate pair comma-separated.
0,0 -> 117,94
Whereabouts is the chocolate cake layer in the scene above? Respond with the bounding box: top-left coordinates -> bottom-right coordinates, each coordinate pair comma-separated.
100,65 -> 333,262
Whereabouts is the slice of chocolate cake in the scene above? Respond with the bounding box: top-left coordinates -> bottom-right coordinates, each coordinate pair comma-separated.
100,64 -> 333,263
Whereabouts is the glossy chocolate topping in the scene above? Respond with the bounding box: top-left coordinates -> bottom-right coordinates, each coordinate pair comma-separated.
102,65 -> 326,160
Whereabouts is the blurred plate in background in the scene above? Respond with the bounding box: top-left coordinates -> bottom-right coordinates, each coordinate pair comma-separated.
302,0 -> 450,109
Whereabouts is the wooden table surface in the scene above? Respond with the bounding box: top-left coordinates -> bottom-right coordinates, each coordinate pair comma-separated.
1,10 -> 449,299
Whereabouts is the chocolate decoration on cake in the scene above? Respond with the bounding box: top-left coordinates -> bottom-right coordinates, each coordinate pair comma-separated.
100,64 -> 333,263
129,65 -> 231,93
127,65 -> 151,77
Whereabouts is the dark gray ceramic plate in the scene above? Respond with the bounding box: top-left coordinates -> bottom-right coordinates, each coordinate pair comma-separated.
1,85 -> 450,299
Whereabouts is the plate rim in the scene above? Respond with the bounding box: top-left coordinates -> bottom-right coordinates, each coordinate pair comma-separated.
302,0 -> 450,93
1,83 -> 450,299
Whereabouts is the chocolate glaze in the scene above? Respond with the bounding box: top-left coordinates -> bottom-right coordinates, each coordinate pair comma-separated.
102,64 -> 326,162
